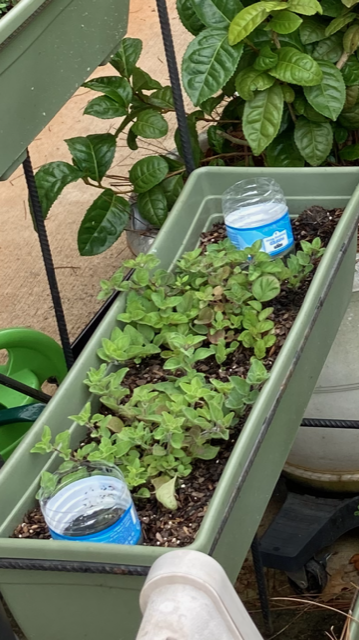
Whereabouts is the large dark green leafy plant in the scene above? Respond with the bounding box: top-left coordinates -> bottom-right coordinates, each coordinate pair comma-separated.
34,0 -> 359,257
179,0 -> 359,166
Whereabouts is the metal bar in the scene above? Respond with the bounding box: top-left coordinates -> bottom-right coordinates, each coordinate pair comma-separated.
251,536 -> 273,636
155,0 -> 195,175
22,150 -> 74,370
301,417 -> 359,429
0,373 -> 51,404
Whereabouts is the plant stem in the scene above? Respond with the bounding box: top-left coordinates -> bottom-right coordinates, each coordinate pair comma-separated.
82,178 -> 104,190
244,38 -> 260,53
337,51 -> 349,69
271,31 -> 281,49
217,131 -> 250,146
201,118 -> 244,124
200,151 -> 245,163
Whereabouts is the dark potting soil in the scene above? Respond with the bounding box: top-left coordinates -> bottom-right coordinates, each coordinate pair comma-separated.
0,1 -> 16,18
12,206 -> 345,547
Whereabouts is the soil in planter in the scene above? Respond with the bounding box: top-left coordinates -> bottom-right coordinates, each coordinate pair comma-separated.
0,0 -> 17,18
12,206 -> 346,547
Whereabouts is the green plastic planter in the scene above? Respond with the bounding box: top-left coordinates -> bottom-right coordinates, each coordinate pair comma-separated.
0,167 -> 358,640
0,0 -> 130,180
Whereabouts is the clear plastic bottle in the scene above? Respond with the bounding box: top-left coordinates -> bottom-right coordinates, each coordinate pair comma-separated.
39,461 -> 142,545
222,177 -> 294,257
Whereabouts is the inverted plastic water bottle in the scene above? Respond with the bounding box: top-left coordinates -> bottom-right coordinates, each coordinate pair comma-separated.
39,461 -> 142,545
222,177 -> 294,257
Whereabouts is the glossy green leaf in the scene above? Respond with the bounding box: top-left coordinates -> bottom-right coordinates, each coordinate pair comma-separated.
235,66 -> 275,99
321,0 -> 341,16
200,93 -> 224,114
243,84 -> 284,155
325,13 -> 356,37
293,94 -> 328,121
145,86 -> 174,109
192,0 -> 243,28
129,156 -> 169,193
132,67 -> 162,92
34,162 -> 83,219
253,45 -> 278,70
66,134 -> 116,182
338,102 -> 359,128
137,185 -> 168,228
250,25 -> 273,48
77,190 -> 130,256
84,95 -> 128,119
342,56 -> 359,86
182,28 -> 243,105
278,105 -> 292,132
262,1 -> 290,9
294,117 -> 333,165
287,0 -> 323,15
268,46 -> 323,85
82,77 -> 132,109
281,84 -> 295,102
344,84 -> 359,108
342,0 -> 359,7
334,125 -> 349,143
304,61 -> 345,119
339,143 -> 359,160
176,0 -> 205,35
132,110 -> 169,139
127,128 -> 138,151
174,116 -> 203,166
299,17 -> 327,43
343,24 -> 359,54
312,33 -> 342,63
267,10 -> 302,33
207,125 -> 225,152
162,174 -> 184,209
278,30 -> 305,49
110,38 -> 142,78
229,2 -> 272,45
266,131 -> 305,166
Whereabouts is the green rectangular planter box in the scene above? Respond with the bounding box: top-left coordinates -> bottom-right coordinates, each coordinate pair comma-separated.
0,0 -> 130,180
0,167 -> 358,640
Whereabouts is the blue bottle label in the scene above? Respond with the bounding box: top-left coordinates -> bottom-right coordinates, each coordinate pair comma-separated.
49,503 -> 142,545
225,210 -> 294,256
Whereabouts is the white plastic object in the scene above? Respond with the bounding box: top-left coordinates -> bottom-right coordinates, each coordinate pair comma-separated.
39,461 -> 141,544
222,177 -> 294,256
136,550 -> 264,640
285,256 -> 359,492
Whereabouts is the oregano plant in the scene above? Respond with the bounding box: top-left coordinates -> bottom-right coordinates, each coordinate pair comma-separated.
32,237 -> 325,509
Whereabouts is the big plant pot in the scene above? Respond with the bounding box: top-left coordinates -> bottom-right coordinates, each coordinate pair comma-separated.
0,0 -> 130,180
0,167 -> 358,640
284,254 -> 359,493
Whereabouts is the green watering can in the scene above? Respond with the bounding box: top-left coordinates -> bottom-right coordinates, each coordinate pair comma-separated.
0,328 -> 67,462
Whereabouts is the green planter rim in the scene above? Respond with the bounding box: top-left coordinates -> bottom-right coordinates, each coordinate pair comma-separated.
0,167 -> 358,575
0,0 -> 60,45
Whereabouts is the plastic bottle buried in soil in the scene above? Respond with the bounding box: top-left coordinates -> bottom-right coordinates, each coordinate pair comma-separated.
222,178 -> 294,257
39,462 -> 142,545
